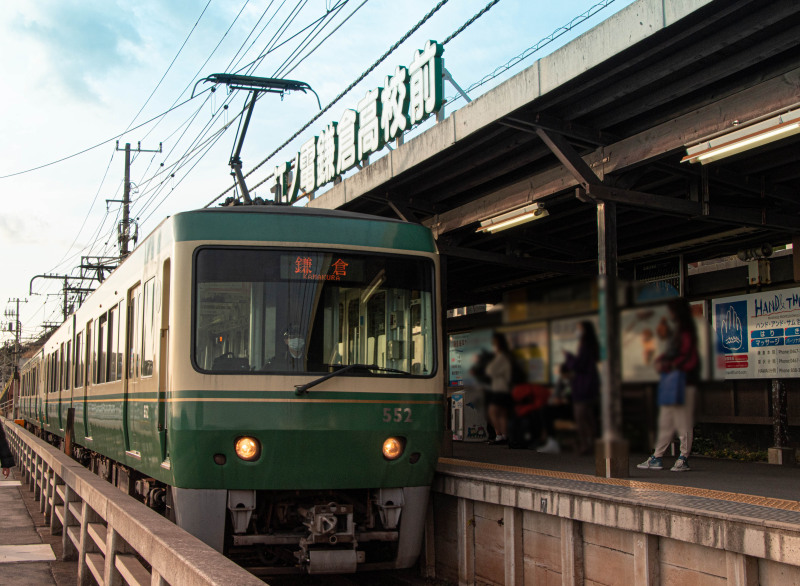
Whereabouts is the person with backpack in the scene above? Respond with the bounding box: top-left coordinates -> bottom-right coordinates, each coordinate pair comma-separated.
638,298 -> 700,472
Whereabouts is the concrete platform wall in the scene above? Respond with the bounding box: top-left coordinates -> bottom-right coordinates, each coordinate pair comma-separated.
427,470 -> 800,585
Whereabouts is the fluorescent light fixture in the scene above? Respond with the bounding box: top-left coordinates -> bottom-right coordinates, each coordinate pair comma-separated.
682,109 -> 800,164
477,203 -> 549,233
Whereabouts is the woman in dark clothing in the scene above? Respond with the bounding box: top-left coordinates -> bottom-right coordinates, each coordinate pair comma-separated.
0,424 -> 15,478
564,320 -> 600,455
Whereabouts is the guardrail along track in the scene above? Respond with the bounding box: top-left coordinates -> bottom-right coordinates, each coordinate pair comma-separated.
3,418 -> 265,586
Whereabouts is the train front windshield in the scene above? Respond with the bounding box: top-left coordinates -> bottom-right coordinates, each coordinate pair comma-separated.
194,248 -> 436,376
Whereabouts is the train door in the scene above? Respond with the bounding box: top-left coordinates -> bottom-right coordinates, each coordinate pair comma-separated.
157,261 -> 170,462
124,283 -> 141,456
344,293 -> 363,363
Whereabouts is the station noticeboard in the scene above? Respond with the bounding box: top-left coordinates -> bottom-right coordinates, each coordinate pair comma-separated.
713,287 -> 800,379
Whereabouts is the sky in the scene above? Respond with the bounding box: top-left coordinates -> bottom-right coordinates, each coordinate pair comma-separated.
0,0 -> 637,348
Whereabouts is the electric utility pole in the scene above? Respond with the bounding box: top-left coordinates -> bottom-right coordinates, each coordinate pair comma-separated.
115,141 -> 161,259
5,297 -> 27,365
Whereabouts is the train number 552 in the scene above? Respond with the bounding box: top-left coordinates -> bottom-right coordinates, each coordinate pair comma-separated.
383,407 -> 412,423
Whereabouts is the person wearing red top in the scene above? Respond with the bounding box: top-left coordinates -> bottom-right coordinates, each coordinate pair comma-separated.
638,298 -> 700,472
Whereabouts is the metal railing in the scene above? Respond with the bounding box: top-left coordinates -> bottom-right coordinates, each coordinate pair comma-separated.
2,417 -> 266,586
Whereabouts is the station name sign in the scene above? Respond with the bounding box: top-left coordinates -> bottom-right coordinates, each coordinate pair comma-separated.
272,40 -> 445,203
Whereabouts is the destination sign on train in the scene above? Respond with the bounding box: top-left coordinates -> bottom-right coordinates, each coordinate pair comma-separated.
272,41 -> 445,203
281,254 -> 365,282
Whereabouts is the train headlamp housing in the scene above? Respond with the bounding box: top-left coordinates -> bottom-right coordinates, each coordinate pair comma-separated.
382,437 -> 405,461
234,436 -> 261,461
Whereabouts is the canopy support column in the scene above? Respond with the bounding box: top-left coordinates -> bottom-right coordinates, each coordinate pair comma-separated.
595,201 -> 629,478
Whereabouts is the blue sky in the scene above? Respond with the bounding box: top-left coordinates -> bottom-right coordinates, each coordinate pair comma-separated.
0,0 -> 636,345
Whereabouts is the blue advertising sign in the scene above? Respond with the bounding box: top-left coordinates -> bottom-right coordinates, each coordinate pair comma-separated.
713,288 -> 800,379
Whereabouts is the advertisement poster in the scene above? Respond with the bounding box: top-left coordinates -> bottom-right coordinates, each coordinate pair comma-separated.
448,329 -> 493,387
550,315 -> 599,383
713,288 -> 800,379
502,322 -> 549,384
620,302 -> 710,382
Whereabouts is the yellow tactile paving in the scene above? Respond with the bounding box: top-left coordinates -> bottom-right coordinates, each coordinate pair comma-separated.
438,457 -> 800,513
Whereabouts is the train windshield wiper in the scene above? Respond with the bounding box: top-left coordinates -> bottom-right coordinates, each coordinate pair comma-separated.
295,363 -> 411,395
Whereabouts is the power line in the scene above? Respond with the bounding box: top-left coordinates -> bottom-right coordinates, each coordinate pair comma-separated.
133,1 -> 353,219
445,0 -> 617,104
206,0 -> 455,207
241,0 -> 504,198
126,0 -> 214,132
0,90 -> 210,180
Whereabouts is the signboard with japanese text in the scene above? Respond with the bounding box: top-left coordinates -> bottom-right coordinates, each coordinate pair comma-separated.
272,41 -> 445,202
713,288 -> 800,379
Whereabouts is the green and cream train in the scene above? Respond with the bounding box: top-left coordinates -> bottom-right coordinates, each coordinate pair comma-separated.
18,206 -> 444,573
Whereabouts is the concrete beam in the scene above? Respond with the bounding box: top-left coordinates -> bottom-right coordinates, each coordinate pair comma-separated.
427,67 -> 800,236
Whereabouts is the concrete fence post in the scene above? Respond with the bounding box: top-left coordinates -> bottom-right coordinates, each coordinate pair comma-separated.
560,518 -> 584,586
633,534 -> 659,585
726,551 -> 758,586
504,506 -> 523,586
50,474 -> 65,535
61,485 -> 79,561
33,454 -> 42,502
457,498 -> 475,586
104,526 -> 124,586
77,500 -> 101,586
40,464 -> 50,515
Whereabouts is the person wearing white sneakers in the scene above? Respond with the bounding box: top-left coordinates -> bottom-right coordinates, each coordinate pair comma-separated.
638,298 -> 700,472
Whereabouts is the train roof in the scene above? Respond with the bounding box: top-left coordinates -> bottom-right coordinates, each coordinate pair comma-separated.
171,205 -> 437,253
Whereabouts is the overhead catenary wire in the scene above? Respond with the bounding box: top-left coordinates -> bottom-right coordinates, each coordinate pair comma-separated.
205,0 -> 457,207
229,0 -> 505,200
0,90 -> 210,180
445,0 -> 617,104
135,0 -> 356,220
125,0 -> 214,133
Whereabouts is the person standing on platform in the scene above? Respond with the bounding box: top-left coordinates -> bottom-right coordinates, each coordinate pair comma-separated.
638,298 -> 700,472
0,424 -> 15,478
485,333 -> 515,445
564,321 -> 600,455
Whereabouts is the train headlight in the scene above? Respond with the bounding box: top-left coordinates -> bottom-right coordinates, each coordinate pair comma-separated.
234,436 -> 261,461
382,437 -> 405,460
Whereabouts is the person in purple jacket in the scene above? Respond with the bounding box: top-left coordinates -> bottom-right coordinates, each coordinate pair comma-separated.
563,321 -> 600,455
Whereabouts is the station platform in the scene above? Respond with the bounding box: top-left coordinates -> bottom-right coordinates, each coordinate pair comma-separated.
448,441 -> 800,504
0,469 -> 73,586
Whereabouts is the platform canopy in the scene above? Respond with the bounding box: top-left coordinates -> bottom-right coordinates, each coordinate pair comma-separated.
309,0 -> 800,307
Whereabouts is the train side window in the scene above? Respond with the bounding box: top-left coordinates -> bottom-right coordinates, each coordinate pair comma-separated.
128,285 -> 141,379
87,320 -> 93,387
97,314 -> 107,384
65,341 -> 71,391
114,303 -> 123,380
108,305 -> 117,382
75,332 -> 84,388
142,278 -> 155,378
59,343 -> 65,392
